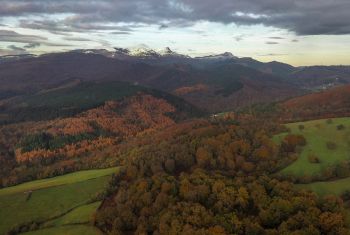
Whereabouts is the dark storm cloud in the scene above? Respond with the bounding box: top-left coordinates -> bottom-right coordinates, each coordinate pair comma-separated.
1,0 -> 350,35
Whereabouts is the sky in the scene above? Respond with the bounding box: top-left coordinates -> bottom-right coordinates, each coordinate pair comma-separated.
0,0 -> 350,66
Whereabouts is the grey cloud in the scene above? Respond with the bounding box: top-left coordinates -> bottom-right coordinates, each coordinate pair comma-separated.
8,45 -> 26,52
234,34 -> 248,42
1,0 -> 350,35
45,42 -> 74,47
0,29 -> 71,47
24,42 -> 41,48
111,31 -> 131,35
19,19 -> 136,36
269,37 -> 285,40
159,24 -> 169,30
259,53 -> 287,56
62,37 -> 92,42
4,45 -> 29,56
0,48 -> 24,56
0,30 -> 46,43
266,41 -> 279,45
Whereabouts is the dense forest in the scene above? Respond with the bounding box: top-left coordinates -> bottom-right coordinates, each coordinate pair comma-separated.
0,92 -> 201,187
1,1 -> 350,233
1,80 -> 350,234
94,118 -> 349,234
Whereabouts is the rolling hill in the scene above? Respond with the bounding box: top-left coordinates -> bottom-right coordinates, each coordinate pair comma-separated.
288,66 -> 350,90
179,63 -> 300,112
274,117 -> 350,179
280,84 -> 350,121
0,81 -> 203,188
0,81 -> 203,123
0,167 -> 117,234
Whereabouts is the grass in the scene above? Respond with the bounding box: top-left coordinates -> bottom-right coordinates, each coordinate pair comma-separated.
296,177 -> 350,197
0,167 -> 118,196
275,117 -> 350,177
44,201 -> 101,227
22,225 -> 103,235
0,167 -> 118,234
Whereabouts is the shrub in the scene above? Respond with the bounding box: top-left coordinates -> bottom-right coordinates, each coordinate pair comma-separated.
298,125 -> 305,131
308,154 -> 320,164
281,134 -> 306,152
326,141 -> 337,150
341,190 -> 350,201
337,124 -> 345,130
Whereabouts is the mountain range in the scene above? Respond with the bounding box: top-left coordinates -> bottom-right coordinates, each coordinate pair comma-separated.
1,46 -> 350,113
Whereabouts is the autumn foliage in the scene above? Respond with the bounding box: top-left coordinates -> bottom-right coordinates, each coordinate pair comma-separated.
281,85 -> 350,121
94,119 -> 350,234
0,94 -> 186,187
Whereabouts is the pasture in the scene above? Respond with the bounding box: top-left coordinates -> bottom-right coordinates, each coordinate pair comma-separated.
0,167 -> 118,234
275,117 -> 350,177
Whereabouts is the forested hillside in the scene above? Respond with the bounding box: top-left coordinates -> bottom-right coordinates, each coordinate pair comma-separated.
0,45 -> 350,235
94,118 -> 349,234
0,83 -> 203,188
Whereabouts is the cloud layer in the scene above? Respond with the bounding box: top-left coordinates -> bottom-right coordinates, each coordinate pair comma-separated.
0,0 -> 349,35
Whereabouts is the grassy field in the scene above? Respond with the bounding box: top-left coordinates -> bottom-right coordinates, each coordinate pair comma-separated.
296,177 -> 350,197
275,117 -> 350,177
0,167 -> 118,234
22,225 -> 103,235
44,201 -> 101,227
0,167 -> 118,196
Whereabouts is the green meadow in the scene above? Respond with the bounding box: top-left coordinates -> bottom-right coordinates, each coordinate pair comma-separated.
296,177 -> 350,197
22,225 -> 103,235
43,201 -> 101,227
0,167 -> 118,234
275,117 -> 350,177
0,167 -> 117,196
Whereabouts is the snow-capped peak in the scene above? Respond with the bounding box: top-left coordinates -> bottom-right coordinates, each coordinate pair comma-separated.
127,45 -> 160,57
114,47 -> 130,55
195,52 -> 238,60
113,46 -> 188,58
159,47 -> 175,55
158,47 -> 189,58
220,52 -> 237,58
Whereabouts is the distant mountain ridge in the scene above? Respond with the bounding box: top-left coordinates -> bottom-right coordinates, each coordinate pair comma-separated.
1,46 -> 350,113
35,47 -> 350,90
0,51 -> 301,112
